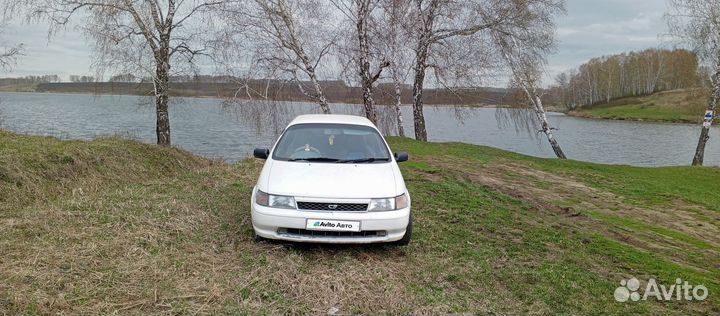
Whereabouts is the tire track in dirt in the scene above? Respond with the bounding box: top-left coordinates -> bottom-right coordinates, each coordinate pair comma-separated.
415,156 -> 720,274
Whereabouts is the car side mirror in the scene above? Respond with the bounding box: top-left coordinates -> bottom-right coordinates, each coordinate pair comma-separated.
394,151 -> 409,162
254,148 -> 269,159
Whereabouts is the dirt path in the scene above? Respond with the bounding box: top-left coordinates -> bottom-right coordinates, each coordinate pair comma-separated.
419,156 -> 720,274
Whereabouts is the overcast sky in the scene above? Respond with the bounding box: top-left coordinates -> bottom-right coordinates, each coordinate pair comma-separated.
545,0 -> 672,84
1,0 -> 673,86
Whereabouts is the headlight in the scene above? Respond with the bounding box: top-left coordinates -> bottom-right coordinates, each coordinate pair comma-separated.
255,189 -> 296,209
395,193 -> 409,209
269,194 -> 296,209
368,197 -> 394,211
368,193 -> 408,211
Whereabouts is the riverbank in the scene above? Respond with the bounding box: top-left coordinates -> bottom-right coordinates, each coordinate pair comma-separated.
0,90 -> 500,109
567,88 -> 708,123
0,83 -> 37,92
1,131 -> 718,314
0,81 -> 511,107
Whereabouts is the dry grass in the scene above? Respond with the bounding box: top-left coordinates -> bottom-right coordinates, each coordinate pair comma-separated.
568,88 -> 710,123
0,84 -> 37,92
0,131 -> 421,314
1,131 -> 719,314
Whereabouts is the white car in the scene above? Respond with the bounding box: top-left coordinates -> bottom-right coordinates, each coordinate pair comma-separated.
251,114 -> 412,245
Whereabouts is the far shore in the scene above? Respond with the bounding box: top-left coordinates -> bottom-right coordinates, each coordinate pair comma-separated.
0,81 -> 515,108
0,89 -> 507,109
564,88 -> 707,124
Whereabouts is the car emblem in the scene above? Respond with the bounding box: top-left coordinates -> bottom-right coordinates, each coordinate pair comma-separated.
327,204 -> 338,210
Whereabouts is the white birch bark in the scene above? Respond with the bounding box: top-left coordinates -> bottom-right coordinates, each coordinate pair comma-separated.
498,39 -> 567,159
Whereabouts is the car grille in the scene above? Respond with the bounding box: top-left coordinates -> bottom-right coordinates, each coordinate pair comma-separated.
296,202 -> 368,211
279,228 -> 386,238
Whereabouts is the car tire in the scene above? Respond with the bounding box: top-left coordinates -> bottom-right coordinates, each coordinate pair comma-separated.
393,214 -> 413,246
253,232 -> 266,243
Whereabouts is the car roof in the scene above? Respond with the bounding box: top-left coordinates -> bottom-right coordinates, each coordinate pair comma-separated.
288,114 -> 376,128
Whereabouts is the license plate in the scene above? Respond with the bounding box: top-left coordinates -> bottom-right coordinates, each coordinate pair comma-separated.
306,219 -> 361,232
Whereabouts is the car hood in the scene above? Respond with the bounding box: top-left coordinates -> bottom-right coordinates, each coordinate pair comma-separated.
263,160 -> 401,198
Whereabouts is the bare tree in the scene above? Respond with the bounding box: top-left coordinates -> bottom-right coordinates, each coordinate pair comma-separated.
378,0 -> 412,137
0,11 -> 24,70
332,0 -> 390,125
498,41 -> 566,159
549,49 -> 699,109
26,0 -> 219,146
407,0 -> 522,141
0,44 -> 22,71
489,0 -> 566,158
667,0 -> 720,165
0,18 -> 24,125
221,0 -> 336,114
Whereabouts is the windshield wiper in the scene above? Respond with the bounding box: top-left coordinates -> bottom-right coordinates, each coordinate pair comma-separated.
337,157 -> 390,163
287,157 -> 340,162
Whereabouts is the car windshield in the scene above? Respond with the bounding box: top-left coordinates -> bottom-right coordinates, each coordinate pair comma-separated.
272,123 -> 391,163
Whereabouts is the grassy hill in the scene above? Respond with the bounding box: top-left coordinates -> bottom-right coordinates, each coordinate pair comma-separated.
1,131 -> 718,314
568,88 -> 710,123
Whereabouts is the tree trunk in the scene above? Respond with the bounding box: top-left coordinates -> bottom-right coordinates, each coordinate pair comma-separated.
387,0 -> 404,137
533,94 -> 566,159
692,127 -> 711,166
297,48 -> 330,114
691,71 -> 720,165
311,76 -> 331,114
361,86 -> 378,124
393,74 -> 405,137
304,69 -> 330,114
412,48 -> 428,141
356,0 -> 378,125
154,51 -> 171,146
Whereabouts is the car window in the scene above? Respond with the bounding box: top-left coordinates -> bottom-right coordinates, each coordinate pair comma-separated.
272,123 -> 391,162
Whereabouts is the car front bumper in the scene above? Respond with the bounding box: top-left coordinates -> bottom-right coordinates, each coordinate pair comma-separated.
251,200 -> 411,244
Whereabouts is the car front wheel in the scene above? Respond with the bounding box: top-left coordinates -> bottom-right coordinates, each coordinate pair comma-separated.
393,214 -> 412,246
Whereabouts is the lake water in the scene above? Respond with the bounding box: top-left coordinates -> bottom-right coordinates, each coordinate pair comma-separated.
1,91 -> 718,167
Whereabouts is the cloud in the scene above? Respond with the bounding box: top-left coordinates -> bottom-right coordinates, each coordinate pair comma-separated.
0,22 -> 94,79
1,0 -> 673,88
545,0 -> 670,85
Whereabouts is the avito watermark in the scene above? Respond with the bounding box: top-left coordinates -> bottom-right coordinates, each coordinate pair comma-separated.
614,277 -> 708,302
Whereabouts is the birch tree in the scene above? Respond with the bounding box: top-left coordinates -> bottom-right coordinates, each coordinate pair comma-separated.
407,0 -> 550,141
331,0 -> 393,125
667,0 -> 720,165
378,0 -> 412,136
489,0 -> 566,158
333,0 -> 410,132
354,0 -> 386,124
549,49 -> 700,109
409,0 -> 476,141
221,0 -> 336,114
25,0 -> 220,146
499,40 -> 566,159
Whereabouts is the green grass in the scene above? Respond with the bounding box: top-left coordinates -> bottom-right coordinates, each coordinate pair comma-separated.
527,158 -> 720,212
1,130 -> 718,314
585,210 -> 714,250
568,88 -> 710,123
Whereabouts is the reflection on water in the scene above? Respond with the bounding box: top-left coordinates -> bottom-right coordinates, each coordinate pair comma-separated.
1,92 -> 718,166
